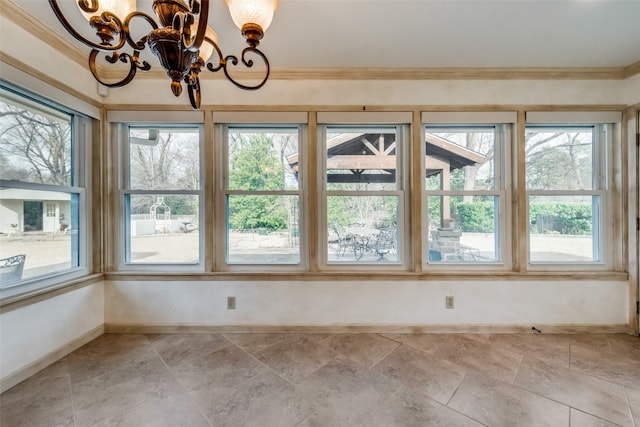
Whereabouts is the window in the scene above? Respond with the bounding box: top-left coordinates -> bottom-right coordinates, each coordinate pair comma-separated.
321,121 -> 408,266
222,126 -> 302,265
0,85 -> 88,292
423,125 -> 509,265
525,125 -> 607,264
122,127 -> 202,265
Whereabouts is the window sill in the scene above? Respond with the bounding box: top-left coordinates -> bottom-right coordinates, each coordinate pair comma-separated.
103,270 -> 629,282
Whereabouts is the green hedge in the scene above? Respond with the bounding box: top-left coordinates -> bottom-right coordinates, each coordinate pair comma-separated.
529,202 -> 592,235
451,201 -> 592,235
455,202 -> 495,233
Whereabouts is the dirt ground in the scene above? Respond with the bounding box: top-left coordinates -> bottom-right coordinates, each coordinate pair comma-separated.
0,230 -> 594,281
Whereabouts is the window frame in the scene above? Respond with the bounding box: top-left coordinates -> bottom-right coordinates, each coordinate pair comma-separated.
524,123 -> 612,269
215,113 -> 308,272
216,123 -> 309,272
318,114 -> 410,270
421,121 -> 512,270
0,84 -> 91,302
118,124 -> 205,271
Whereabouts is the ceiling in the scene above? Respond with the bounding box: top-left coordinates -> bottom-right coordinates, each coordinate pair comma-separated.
10,0 -> 640,70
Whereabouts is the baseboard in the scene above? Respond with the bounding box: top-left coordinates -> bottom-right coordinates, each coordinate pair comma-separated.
0,325 -> 104,393
104,323 -> 633,335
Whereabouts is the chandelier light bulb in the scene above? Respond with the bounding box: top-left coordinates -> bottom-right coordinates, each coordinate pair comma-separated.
76,0 -> 137,22
224,0 -> 279,32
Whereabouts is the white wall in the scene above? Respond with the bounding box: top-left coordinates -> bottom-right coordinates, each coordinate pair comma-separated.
0,283 -> 104,390
104,280 -> 628,330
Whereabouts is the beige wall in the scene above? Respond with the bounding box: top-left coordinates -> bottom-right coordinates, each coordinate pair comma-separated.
626,74 -> 640,105
102,77 -> 628,107
104,279 -> 628,330
0,283 -> 104,391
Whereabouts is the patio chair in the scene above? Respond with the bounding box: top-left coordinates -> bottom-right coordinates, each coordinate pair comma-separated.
0,254 -> 26,286
374,229 -> 396,260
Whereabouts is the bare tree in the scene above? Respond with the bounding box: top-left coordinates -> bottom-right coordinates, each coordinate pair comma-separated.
0,103 -> 71,185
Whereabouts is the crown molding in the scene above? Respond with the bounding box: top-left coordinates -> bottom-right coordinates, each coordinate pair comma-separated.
3,0 -> 639,82
102,66 -> 630,82
2,0 -> 87,69
268,67 -> 628,80
0,52 -> 102,109
624,61 -> 640,78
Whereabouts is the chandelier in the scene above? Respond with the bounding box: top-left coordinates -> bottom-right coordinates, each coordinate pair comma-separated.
48,0 -> 278,110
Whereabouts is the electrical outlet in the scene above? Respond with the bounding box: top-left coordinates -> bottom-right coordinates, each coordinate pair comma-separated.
227,296 -> 236,310
445,296 -> 454,309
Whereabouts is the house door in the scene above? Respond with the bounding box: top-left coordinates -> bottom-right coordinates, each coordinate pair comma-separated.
23,201 -> 43,231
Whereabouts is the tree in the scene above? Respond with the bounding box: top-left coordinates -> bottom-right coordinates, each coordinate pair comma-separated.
0,102 -> 71,185
128,129 -> 200,216
525,131 -> 591,191
228,133 -> 289,230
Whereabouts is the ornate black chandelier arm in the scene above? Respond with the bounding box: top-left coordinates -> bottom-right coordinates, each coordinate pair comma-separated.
205,46 -> 270,91
187,75 -> 202,110
122,12 -> 160,51
88,49 -> 152,88
49,0 -> 126,50
184,0 -> 209,53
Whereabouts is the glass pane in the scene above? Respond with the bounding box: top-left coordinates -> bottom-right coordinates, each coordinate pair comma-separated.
129,128 -> 200,190
126,194 -> 199,264
227,128 -> 299,191
425,128 -> 495,191
0,189 -> 79,286
327,195 -> 399,263
525,128 -> 594,190
0,89 -> 72,186
326,127 -> 398,191
227,195 -> 300,264
427,195 -> 499,262
529,195 -> 598,262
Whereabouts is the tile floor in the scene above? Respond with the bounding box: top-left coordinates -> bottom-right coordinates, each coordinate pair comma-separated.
1,332 -> 639,426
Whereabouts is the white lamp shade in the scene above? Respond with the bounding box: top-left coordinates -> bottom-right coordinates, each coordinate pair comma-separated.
199,26 -> 219,62
77,0 -> 136,21
224,0 -> 279,32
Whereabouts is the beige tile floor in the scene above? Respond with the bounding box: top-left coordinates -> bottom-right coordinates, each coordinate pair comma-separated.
1,332 -> 639,426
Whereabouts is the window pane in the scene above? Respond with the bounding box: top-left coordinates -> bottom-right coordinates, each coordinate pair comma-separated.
227,195 -> 300,264
427,195 -> 500,262
425,129 -> 495,191
326,128 -> 398,191
0,189 -> 79,286
0,89 -> 72,186
525,128 -> 594,190
227,128 -> 299,191
529,195 -> 598,262
327,195 -> 398,263
129,128 -> 200,190
126,194 -> 199,263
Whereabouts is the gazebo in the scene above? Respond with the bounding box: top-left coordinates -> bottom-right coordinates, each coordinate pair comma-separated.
287,132 -> 486,226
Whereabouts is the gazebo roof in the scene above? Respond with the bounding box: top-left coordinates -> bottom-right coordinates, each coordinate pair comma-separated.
287,133 -> 485,182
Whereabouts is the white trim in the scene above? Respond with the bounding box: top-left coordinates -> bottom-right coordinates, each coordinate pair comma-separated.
213,111 -> 308,124
421,111 -> 517,124
317,112 -> 412,124
107,110 -> 204,123
526,111 -> 622,124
